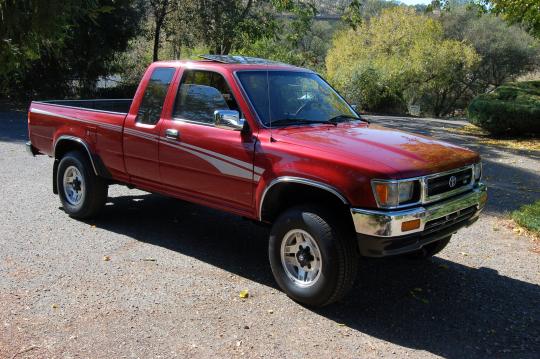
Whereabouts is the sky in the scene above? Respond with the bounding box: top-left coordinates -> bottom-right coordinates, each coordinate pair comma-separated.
399,0 -> 432,4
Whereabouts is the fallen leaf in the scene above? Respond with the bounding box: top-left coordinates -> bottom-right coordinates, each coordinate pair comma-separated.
459,252 -> 468,256
142,258 -> 156,262
51,304 -> 59,309
103,256 -> 111,261
267,309 -> 274,314
239,290 -> 249,299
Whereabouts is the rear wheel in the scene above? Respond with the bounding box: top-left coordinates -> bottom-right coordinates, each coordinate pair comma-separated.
269,205 -> 358,307
405,235 -> 452,260
57,151 -> 108,219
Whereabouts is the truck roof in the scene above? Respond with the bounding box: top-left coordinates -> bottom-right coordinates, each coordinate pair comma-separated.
152,55 -> 310,72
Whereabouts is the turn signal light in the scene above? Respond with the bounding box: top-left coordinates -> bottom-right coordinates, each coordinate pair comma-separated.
401,219 -> 421,232
374,183 -> 389,205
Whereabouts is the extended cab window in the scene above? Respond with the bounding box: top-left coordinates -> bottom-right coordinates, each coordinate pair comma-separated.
173,70 -> 240,125
137,67 -> 175,125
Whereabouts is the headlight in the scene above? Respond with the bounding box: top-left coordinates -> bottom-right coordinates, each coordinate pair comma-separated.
473,162 -> 482,181
372,180 -> 420,208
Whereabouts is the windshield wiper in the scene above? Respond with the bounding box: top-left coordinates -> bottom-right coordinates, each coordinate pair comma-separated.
327,114 -> 363,124
269,118 -> 336,127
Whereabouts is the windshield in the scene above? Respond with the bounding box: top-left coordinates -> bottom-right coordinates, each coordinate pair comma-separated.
236,71 -> 359,127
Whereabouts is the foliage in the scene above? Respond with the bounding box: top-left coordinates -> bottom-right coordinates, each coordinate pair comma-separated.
359,0 -> 400,19
468,81 -> 540,135
1,0 -> 538,115
0,0 -> 72,77
441,7 -> 540,89
340,65 -> 405,113
238,1 -> 332,71
239,18 -> 334,72
188,0 -> 276,55
513,200 -> 540,235
148,0 -> 175,61
1,0 -> 144,100
480,0 -> 540,39
341,0 -> 363,29
326,7 -> 479,116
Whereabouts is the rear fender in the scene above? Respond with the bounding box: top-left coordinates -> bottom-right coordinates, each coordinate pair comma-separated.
52,136 -> 112,194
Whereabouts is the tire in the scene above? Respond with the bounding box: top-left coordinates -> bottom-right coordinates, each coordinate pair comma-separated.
57,151 -> 108,219
268,205 -> 358,307
405,235 -> 452,260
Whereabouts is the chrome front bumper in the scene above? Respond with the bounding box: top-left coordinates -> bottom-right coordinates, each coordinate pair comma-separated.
351,183 -> 487,238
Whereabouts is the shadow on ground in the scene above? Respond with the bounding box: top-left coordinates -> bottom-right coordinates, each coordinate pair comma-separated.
84,193 -> 539,359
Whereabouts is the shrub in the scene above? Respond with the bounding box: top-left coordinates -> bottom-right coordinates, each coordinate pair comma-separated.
341,65 -> 406,113
468,81 -> 540,136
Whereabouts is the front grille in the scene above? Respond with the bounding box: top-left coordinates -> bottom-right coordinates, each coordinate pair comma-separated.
424,206 -> 477,235
427,168 -> 473,197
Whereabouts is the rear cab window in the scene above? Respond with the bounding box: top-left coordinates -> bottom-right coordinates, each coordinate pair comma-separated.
136,67 -> 176,125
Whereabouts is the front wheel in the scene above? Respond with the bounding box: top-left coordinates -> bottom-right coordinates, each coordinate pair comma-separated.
57,151 -> 108,219
269,205 -> 358,307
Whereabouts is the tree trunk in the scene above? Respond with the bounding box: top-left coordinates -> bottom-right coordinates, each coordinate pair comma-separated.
153,18 -> 162,62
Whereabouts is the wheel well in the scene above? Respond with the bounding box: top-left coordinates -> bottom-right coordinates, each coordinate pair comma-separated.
53,139 -> 98,194
260,182 -> 351,224
55,139 -> 88,161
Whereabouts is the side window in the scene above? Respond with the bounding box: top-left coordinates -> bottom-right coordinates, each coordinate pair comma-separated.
173,70 -> 240,125
136,67 -> 175,125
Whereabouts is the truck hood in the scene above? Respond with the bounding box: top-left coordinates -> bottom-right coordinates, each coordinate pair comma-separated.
273,123 -> 479,178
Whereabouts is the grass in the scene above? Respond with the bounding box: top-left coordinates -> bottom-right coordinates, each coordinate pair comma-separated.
512,200 -> 540,236
447,124 -> 540,151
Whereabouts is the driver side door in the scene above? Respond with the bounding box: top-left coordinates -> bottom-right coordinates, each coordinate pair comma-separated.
158,69 -> 257,214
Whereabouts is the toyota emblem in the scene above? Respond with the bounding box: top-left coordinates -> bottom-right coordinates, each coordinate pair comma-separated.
448,175 -> 457,188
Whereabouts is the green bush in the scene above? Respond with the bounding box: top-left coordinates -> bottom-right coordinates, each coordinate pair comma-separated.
512,200 -> 540,235
468,81 -> 540,135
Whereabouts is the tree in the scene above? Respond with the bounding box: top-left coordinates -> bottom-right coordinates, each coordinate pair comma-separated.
1,0 -> 144,100
0,0 -> 73,77
326,7 -> 480,116
480,0 -> 540,38
441,8 -> 539,90
192,0 -> 256,54
341,0 -> 363,30
238,1 -> 333,70
148,0 -> 179,61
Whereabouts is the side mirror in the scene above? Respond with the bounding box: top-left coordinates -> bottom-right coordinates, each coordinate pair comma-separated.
214,109 -> 245,131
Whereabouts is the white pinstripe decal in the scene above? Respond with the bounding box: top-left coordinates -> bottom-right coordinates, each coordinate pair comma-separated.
161,137 -> 264,175
31,107 -> 264,182
161,140 -> 255,180
30,108 -> 123,132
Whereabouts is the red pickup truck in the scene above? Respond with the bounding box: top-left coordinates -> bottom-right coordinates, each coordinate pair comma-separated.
27,55 -> 487,306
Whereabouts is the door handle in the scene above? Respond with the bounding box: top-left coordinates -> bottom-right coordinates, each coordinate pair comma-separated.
165,129 -> 179,139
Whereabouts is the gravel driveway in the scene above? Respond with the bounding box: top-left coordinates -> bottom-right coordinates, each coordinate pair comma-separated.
1,110 -> 539,358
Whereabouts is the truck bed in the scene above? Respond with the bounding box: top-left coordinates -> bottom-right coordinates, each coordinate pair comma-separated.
35,99 -> 132,114
28,99 -> 130,181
